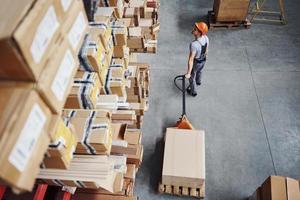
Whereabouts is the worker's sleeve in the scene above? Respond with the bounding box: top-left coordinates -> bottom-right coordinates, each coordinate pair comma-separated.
190,42 -> 197,54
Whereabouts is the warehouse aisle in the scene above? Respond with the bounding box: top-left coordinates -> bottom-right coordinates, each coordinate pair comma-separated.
135,0 -> 300,200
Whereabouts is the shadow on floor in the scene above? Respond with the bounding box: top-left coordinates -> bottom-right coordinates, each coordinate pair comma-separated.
146,118 -> 176,193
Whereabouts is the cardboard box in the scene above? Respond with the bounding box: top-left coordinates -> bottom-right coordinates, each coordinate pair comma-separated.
127,145 -> 143,168
213,0 -> 250,22
105,67 -> 127,98
61,0 -> 89,54
57,0 -> 75,21
113,45 -> 129,58
123,7 -> 140,26
0,87 -> 52,192
124,129 -> 142,145
119,18 -> 134,27
111,58 -> 126,69
89,20 -> 113,52
162,128 -> 205,188
39,155 -> 123,193
286,177 -> 300,200
124,0 -> 146,18
43,117 -> 77,169
65,71 -> 101,109
249,187 -> 262,200
99,0 -> 124,19
127,37 -> 144,49
0,0 -> 62,81
37,40 -> 78,114
72,193 -> 138,200
94,7 -> 115,20
261,176 -> 287,200
78,34 -> 106,73
62,109 -> 113,155
97,95 -> 119,110
111,21 -> 128,46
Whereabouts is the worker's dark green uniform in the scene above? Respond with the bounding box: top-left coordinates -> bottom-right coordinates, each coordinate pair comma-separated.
188,35 -> 209,95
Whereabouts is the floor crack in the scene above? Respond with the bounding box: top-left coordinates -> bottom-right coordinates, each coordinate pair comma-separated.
244,47 -> 278,175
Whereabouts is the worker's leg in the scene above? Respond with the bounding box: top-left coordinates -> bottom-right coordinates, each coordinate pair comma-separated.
196,61 -> 205,85
188,66 -> 197,95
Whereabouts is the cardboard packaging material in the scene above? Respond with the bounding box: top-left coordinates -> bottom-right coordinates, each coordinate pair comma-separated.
162,128 -> 205,188
249,176 -> 300,200
286,177 -> 300,200
261,176 -> 287,200
119,18 -> 135,27
37,40 -> 78,114
72,193 -> 138,200
99,43 -> 114,85
89,19 -> 113,51
128,27 -> 142,37
127,145 -> 143,168
111,58 -> 126,69
111,110 -> 136,124
213,0 -> 250,22
0,87 -> 52,192
127,37 -> 144,49
124,0 -> 146,18
61,0 -> 89,54
56,0 -> 75,21
97,95 -> 119,110
0,0 -> 62,81
104,66 -> 127,98
111,21 -> 128,46
65,71 -> 101,109
38,155 -> 124,193
43,117 -> 78,169
125,164 -> 136,180
78,34 -> 106,73
99,0 -> 124,19
94,7 -> 115,20
62,109 -> 113,155
249,187 -> 262,200
124,129 -> 142,145
123,7 -> 140,26
113,45 -> 130,59
110,124 -> 138,155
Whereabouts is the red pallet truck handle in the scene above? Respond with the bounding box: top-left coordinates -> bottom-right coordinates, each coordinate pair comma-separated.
0,186 -> 6,200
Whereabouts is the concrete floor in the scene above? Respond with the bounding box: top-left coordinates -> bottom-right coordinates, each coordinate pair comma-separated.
135,1 -> 300,200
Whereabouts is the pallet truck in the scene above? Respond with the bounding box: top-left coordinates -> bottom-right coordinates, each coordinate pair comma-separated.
173,75 -> 194,129
158,75 -> 205,199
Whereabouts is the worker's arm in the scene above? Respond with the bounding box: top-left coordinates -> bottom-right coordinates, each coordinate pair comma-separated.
185,51 -> 195,79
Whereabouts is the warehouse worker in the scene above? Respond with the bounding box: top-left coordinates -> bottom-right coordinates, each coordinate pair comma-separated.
185,22 -> 209,97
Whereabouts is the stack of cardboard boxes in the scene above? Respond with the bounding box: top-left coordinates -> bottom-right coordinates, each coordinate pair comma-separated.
0,0 -> 159,198
249,176 -> 300,200
123,0 -> 160,53
0,0 -> 88,193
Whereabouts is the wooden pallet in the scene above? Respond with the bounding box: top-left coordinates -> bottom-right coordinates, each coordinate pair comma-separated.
207,11 -> 251,29
158,182 -> 205,199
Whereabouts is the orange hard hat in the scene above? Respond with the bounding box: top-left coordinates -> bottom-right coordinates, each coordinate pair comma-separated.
195,22 -> 208,35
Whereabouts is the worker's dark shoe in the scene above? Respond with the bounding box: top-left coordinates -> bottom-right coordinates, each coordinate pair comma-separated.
196,82 -> 201,86
186,88 -> 197,97
191,92 -> 197,97
186,88 -> 191,94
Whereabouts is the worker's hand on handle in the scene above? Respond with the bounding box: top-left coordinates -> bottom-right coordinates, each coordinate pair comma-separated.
185,73 -> 191,79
